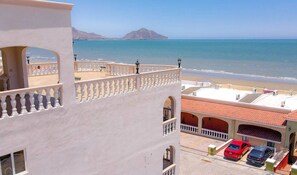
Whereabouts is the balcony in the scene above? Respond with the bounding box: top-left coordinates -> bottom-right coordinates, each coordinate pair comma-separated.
163,118 -> 177,136
0,61 -> 180,120
0,84 -> 62,119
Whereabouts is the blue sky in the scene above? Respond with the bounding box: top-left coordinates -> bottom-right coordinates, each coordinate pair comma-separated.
61,0 -> 297,39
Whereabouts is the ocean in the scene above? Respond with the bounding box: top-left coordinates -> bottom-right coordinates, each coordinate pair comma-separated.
27,39 -> 297,84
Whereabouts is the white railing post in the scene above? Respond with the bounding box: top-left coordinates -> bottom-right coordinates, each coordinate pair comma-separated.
201,128 -> 228,140
0,96 -> 8,118
21,93 -> 27,115
54,87 -> 60,107
11,94 -> 18,116
38,90 -> 44,111
163,118 -> 177,136
162,164 -> 176,175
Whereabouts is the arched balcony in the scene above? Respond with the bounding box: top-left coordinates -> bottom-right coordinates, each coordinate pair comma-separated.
201,117 -> 229,140
163,146 -> 176,175
180,112 -> 199,134
163,97 -> 176,136
0,46 -> 62,119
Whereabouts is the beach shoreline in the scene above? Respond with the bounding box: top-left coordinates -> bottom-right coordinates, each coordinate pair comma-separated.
182,74 -> 297,94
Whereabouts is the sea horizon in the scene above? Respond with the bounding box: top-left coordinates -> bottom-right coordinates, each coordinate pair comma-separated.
26,39 -> 297,85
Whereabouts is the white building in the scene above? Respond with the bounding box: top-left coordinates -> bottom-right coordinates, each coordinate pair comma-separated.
0,1 -> 181,175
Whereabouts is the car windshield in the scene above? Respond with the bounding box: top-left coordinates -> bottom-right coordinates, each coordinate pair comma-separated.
249,149 -> 264,157
228,144 -> 240,150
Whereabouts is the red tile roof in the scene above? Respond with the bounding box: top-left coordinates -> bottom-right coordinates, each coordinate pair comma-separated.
286,110 -> 297,121
182,98 -> 288,127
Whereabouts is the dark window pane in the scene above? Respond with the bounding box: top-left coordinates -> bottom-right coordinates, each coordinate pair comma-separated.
13,151 -> 26,174
0,154 -> 13,175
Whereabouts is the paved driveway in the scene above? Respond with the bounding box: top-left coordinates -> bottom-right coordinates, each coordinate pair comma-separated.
180,133 -> 277,175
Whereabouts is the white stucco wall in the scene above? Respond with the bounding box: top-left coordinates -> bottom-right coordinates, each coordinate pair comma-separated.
0,1 -> 75,108
0,83 -> 181,175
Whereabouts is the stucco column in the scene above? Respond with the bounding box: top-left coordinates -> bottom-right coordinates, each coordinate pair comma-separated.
2,46 -> 28,90
58,50 -> 76,108
228,120 -> 235,139
198,115 -> 203,134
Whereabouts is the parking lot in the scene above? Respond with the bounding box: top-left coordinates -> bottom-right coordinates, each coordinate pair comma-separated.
180,133 -> 277,175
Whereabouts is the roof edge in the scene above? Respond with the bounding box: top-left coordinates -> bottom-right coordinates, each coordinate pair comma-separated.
182,95 -> 292,114
0,0 -> 74,11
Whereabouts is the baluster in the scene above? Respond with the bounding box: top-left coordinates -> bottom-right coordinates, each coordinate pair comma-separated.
75,84 -> 80,101
125,78 -> 129,93
81,83 -> 86,102
104,81 -> 108,97
54,87 -> 60,107
141,77 -> 145,90
110,80 -> 115,96
37,90 -> 44,110
29,91 -> 36,112
87,82 -> 92,100
0,96 -> 8,118
93,82 -> 98,100
10,94 -> 17,116
21,93 -> 27,114
46,88 -> 52,109
98,81 -> 102,98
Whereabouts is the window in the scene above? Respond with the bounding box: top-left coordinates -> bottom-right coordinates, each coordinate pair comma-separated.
267,142 -> 275,148
0,150 -> 26,175
242,136 -> 249,142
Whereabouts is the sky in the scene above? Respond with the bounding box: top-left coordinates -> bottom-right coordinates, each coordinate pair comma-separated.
61,0 -> 297,39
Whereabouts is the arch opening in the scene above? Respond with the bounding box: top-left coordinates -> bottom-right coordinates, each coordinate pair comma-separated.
163,97 -> 175,122
163,145 -> 175,170
181,112 -> 198,127
237,124 -> 281,142
202,117 -> 228,133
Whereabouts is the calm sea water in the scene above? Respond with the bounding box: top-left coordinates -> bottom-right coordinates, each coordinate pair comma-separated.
27,39 -> 297,84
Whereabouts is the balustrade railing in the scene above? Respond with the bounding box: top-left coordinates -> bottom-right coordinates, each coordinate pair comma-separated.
75,68 -> 180,102
163,118 -> 177,136
107,63 -> 135,76
27,62 -> 58,76
180,124 -> 199,134
0,84 -> 62,119
107,63 -> 177,76
26,61 -> 177,77
75,61 -> 112,72
201,128 -> 228,140
162,164 -> 176,175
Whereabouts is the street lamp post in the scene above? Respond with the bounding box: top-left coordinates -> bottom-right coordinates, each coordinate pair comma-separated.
178,58 -> 182,68
135,60 -> 140,74
26,56 -> 30,64
74,54 -> 77,61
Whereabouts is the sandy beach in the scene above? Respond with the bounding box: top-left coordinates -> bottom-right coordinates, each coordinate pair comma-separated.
182,74 -> 297,94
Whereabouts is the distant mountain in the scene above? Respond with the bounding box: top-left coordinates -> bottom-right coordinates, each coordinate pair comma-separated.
122,28 -> 168,40
72,27 -> 106,40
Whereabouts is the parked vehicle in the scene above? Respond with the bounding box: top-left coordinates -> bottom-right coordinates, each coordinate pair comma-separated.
224,140 -> 251,160
247,146 -> 273,165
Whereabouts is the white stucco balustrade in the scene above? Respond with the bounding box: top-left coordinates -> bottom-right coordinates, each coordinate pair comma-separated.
24,61 -> 178,77
180,124 -> 199,134
162,164 -> 176,175
75,61 -> 112,72
201,128 -> 229,140
107,63 -> 176,76
27,62 -> 59,76
75,68 -> 180,102
0,84 -> 62,119
163,118 -> 177,136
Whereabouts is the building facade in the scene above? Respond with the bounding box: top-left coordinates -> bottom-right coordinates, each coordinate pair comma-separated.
0,1 -> 181,175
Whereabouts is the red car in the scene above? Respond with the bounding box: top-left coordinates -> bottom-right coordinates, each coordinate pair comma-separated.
224,140 -> 251,160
